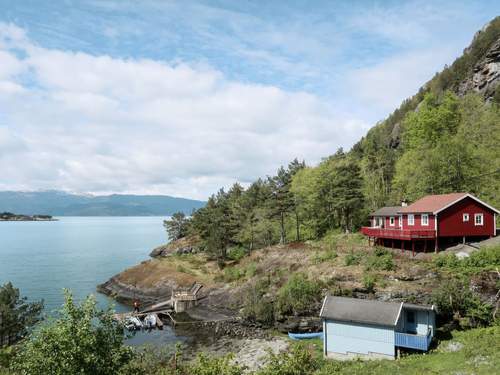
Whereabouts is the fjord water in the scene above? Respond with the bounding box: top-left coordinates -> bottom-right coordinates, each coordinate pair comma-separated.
0,217 -> 181,345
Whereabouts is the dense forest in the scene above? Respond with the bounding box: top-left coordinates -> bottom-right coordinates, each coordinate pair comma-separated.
165,18 -> 500,262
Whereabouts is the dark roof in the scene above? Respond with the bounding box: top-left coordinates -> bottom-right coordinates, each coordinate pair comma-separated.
320,296 -> 402,327
369,206 -> 401,217
403,303 -> 435,312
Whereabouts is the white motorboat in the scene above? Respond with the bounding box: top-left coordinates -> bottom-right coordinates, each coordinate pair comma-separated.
124,316 -> 143,331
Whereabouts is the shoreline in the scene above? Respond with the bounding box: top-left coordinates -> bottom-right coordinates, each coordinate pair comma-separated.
0,213 -> 57,221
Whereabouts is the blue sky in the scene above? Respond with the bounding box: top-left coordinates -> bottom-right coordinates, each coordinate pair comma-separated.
0,1 -> 499,198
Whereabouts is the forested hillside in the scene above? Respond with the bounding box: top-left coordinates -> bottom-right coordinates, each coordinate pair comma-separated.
169,18 -> 500,261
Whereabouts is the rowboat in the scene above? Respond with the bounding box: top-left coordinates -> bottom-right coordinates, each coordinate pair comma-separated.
288,332 -> 323,340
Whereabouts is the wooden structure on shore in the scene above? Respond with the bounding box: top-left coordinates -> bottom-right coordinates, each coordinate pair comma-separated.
172,282 -> 203,313
113,282 -> 204,329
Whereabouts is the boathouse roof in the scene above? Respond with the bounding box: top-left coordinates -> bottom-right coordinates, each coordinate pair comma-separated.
320,296 -> 436,327
320,296 -> 402,327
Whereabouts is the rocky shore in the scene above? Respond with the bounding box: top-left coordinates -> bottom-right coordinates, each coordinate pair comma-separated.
96,276 -> 171,306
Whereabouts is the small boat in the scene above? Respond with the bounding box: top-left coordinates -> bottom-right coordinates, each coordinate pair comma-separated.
288,332 -> 323,340
144,314 -> 157,329
124,316 -> 143,331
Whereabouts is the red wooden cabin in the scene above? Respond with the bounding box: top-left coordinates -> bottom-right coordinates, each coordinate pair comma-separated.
361,193 -> 499,255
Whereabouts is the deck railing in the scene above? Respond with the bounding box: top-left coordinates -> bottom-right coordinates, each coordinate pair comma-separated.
395,329 -> 432,351
361,227 -> 436,239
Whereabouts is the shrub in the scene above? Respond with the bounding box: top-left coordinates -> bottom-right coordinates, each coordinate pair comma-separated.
365,253 -> 395,271
431,277 -> 494,327
256,344 -> 320,375
344,251 -> 362,266
245,262 -> 258,278
227,246 -> 247,261
276,274 -> 322,316
363,274 -> 376,293
434,253 -> 461,268
434,246 -> 500,274
188,353 -> 244,375
223,267 -> 244,282
0,347 -> 15,370
464,246 -> 500,269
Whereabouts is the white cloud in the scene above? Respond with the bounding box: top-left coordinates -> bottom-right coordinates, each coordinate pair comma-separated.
0,24 -> 368,199
347,47 -> 459,115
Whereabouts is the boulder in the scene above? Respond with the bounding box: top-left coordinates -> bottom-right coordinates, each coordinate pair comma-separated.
149,236 -> 200,257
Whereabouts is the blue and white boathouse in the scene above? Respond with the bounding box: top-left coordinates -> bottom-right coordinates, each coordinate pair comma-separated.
319,296 -> 436,360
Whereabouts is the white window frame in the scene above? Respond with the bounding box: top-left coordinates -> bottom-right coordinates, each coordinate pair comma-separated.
389,216 -> 395,226
421,214 -> 429,226
463,213 -> 469,222
408,214 -> 414,226
474,213 -> 483,226
399,215 -> 403,228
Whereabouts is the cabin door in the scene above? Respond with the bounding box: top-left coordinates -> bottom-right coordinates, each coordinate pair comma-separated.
405,311 -> 417,334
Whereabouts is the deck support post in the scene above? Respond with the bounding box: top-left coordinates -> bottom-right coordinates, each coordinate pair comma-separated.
424,239 -> 427,253
401,240 -> 404,253
392,239 -> 394,250
434,238 -> 438,253
462,236 -> 465,244
412,240 -> 415,257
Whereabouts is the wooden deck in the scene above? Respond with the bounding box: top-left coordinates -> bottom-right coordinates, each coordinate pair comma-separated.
361,227 -> 436,240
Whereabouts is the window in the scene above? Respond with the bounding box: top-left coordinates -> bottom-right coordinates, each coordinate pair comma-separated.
407,311 -> 415,324
463,213 -> 469,222
408,214 -> 414,226
421,214 -> 429,226
399,215 -> 403,228
390,216 -> 395,226
475,213 -> 484,226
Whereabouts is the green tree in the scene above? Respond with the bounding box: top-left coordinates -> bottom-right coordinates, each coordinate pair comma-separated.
403,91 -> 461,150
14,291 -> 133,375
268,166 -> 294,244
163,212 -> 190,241
0,282 -> 43,347
276,274 -> 321,316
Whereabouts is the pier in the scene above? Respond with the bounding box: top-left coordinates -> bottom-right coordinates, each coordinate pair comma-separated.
113,282 -> 209,329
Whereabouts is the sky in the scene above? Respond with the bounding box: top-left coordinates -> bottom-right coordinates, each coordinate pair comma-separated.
0,1 -> 499,200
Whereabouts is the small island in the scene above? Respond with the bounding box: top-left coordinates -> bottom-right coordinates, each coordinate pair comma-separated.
0,212 -> 57,221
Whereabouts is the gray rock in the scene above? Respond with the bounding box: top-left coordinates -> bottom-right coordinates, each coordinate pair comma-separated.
443,341 -> 464,352
458,36 -> 500,100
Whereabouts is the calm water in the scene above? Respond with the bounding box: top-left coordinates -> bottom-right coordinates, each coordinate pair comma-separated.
0,216 -> 184,346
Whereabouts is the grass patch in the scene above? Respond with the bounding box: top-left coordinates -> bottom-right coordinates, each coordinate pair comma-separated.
175,264 -> 196,275
258,326 -> 500,375
222,266 -> 245,282
313,250 -> 338,264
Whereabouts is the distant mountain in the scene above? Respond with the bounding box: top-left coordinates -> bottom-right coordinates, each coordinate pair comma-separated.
0,191 -> 206,216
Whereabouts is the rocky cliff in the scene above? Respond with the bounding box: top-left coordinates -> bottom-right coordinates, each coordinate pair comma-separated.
459,34 -> 500,99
